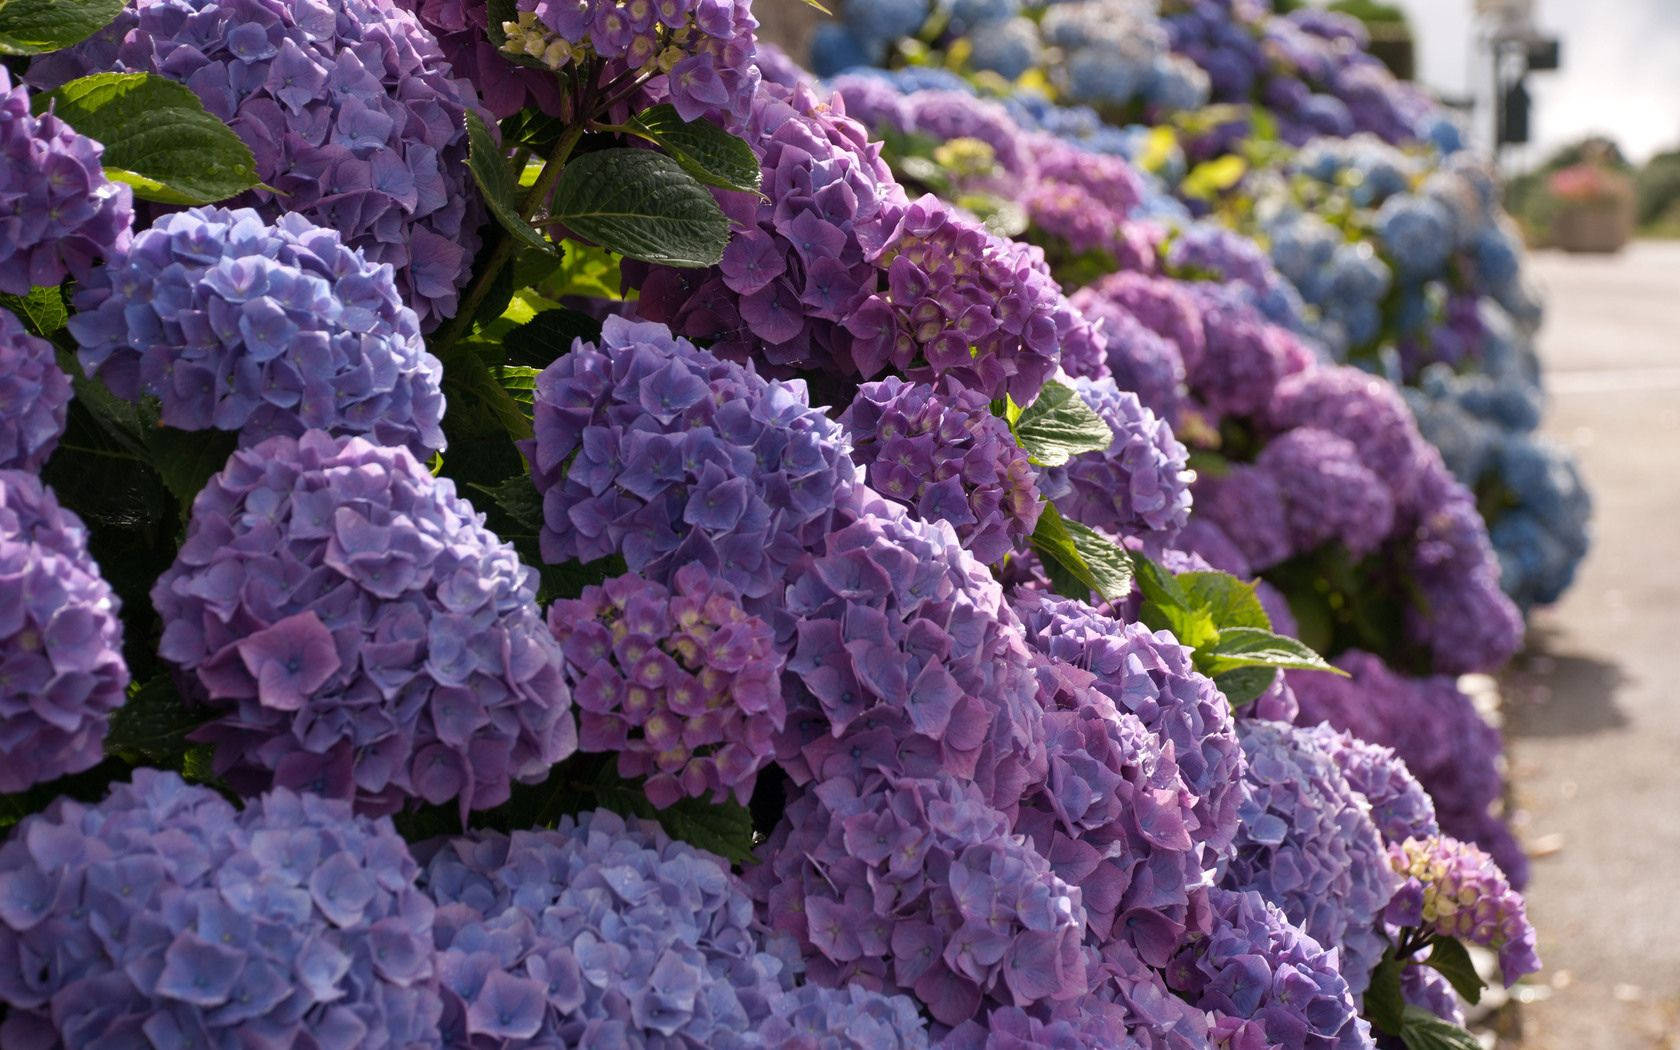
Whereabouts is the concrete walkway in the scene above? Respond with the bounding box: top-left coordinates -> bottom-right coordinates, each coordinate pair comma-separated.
1501,240 -> 1680,1050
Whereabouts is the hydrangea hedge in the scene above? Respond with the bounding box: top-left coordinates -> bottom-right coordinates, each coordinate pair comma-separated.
0,0 -> 1547,1045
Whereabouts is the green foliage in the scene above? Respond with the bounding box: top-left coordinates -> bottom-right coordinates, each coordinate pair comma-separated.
0,284 -> 69,336
465,110 -> 560,255
1010,379 -> 1113,467
1030,503 -> 1135,603
1397,1007 -> 1481,1050
141,420 -> 237,512
624,105 -> 762,194
34,72 -> 262,204
1364,947 -> 1407,1036
548,149 -> 730,267
104,675 -> 209,767
1422,936 -> 1487,1006
504,308 -> 604,368
0,0 -> 125,54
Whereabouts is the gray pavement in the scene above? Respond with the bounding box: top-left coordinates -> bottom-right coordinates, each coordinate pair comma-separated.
1500,240 -> 1680,1049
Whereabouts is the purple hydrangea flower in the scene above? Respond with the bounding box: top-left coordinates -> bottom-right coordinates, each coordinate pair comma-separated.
1290,651 -> 1527,888
1298,723 -> 1438,845
762,984 -> 930,1050
776,498 -> 1047,813
1080,937 -> 1216,1050
153,431 -> 575,817
1399,966 -> 1464,1027
840,376 -> 1042,565
1222,719 -> 1399,996
1083,273 -> 1206,379
0,310 -> 70,472
1190,465 -> 1292,572
0,770 -> 443,1049
1066,288 -> 1187,421
1037,376 -> 1193,543
1268,366 -> 1430,511
32,0 -> 485,328
548,564 -> 784,808
509,0 -> 760,126
0,66 -> 132,295
942,1002 -> 1148,1050
70,207 -> 444,458
1184,282 -> 1310,423
1255,427 -> 1395,558
527,316 -> 859,607
746,772 -> 1087,1028
416,810 -> 787,1048
1014,594 -> 1245,861
0,471 -> 127,792
1165,888 -> 1373,1050
1386,836 -> 1540,985
1023,136 -> 1155,268
393,0 -> 565,118
1017,658 -> 1203,966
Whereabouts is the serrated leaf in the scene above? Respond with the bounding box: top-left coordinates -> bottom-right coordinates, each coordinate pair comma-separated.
1364,948 -> 1407,1036
495,364 -> 540,406
1177,571 -> 1271,631
1198,626 -> 1343,676
0,0 -> 125,54
1398,1007 -> 1482,1050
143,423 -> 236,511
626,104 -> 761,193
1012,379 -> 1113,467
504,308 -> 602,368
654,796 -> 756,863
1211,666 -> 1281,708
1029,503 -> 1132,603
548,149 -> 729,268
34,73 -> 260,204
444,355 -> 533,440
465,110 -> 557,255
1423,937 -> 1486,1006
473,475 -> 545,533
0,285 -> 68,335
1134,554 -> 1218,650
1063,517 -> 1134,602
105,675 -> 209,765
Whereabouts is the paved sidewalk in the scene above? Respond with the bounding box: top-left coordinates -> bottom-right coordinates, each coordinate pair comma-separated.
1501,240 -> 1680,1050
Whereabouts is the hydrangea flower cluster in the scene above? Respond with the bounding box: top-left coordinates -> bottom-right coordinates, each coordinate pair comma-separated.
529,317 -> 858,607
152,431 -> 576,816
0,471 -> 127,792
394,0 -> 564,118
1298,723 -> 1439,846
32,0 -> 484,328
747,773 -> 1087,1027
0,311 -> 70,472
1386,836 -> 1541,985
1190,463 -> 1292,572
1221,719 -> 1398,996
71,207 -> 445,458
0,66 -> 132,295
1254,427 -> 1395,558
777,500 -> 1046,812
761,983 -> 931,1050
839,376 -> 1042,565
1267,366 -> 1429,509
1185,281 -> 1312,423
1016,658 -> 1202,964
1290,651 -> 1527,888
547,564 -> 784,808
943,1003 -> 1147,1050
1164,888 -> 1371,1050
1036,376 -> 1193,545
1401,463 -> 1524,674
505,0 -> 760,126
1079,273 -> 1207,412
1066,288 -> 1186,419
0,770 -> 443,1049
1014,594 -> 1245,860
1080,937 -> 1217,1050
416,810 -> 788,1047
630,81 -> 908,379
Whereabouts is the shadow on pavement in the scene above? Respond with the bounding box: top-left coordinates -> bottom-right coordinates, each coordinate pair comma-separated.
1501,629 -> 1630,739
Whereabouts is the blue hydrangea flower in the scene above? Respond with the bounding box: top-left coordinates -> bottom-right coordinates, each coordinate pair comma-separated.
1375,194 -> 1454,281
0,66 -> 132,295
1298,723 -> 1438,845
417,810 -> 788,1048
0,310 -> 70,472
153,431 -> 575,817
0,471 -> 128,792
71,207 -> 445,458
33,0 -> 485,328
528,316 -> 860,608
0,770 -> 443,1049
969,17 -> 1041,79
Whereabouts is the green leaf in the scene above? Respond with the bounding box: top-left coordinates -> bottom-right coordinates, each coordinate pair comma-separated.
473,475 -> 545,533
143,423 -> 236,510
1397,1007 -> 1482,1050
464,110 -> 558,255
0,285 -> 68,336
1364,949 -> 1406,1036
1198,626 -> 1344,677
654,796 -> 756,864
504,307 -> 602,368
34,73 -> 260,204
1423,937 -> 1486,1006
0,0 -> 125,54
1134,555 -> 1218,651
1029,503 -> 1132,603
548,149 -> 729,268
1211,667 -> 1282,708
1177,571 -> 1271,631
494,364 -> 541,407
1181,154 -> 1247,200
626,104 -> 761,194
105,675 -> 208,766
443,354 -> 533,440
1012,379 -> 1113,467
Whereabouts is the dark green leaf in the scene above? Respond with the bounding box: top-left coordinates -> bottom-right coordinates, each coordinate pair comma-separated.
1177,571 -> 1271,631
1029,503 -> 1132,603
548,149 -> 729,268
495,364 -> 541,407
105,675 -> 209,765
474,475 -> 544,533
1423,937 -> 1486,1006
1364,948 -> 1406,1036
1397,1007 -> 1482,1050
1062,517 -> 1134,602
443,353 -> 533,440
1012,379 -> 1113,467
1211,666 -> 1281,708
504,308 -> 603,368
34,73 -> 260,204
627,104 -> 761,193
143,423 -> 236,511
1134,554 -> 1218,650
465,110 -> 557,255
0,285 -> 68,335
0,0 -> 125,55
653,796 -> 756,863
1198,626 -> 1344,676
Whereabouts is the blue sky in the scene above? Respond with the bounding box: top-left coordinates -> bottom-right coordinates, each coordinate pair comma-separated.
1393,0 -> 1680,165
